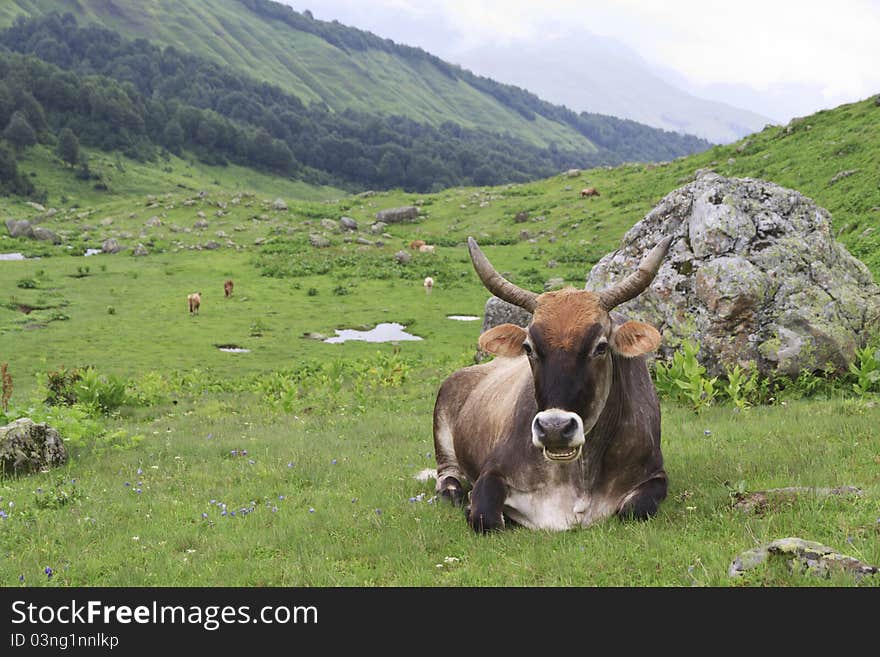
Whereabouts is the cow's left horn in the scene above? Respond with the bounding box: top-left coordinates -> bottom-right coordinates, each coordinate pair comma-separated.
598,236 -> 673,310
467,237 -> 538,312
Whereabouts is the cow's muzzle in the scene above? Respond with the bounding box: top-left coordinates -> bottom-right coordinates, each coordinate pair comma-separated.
531,410 -> 585,463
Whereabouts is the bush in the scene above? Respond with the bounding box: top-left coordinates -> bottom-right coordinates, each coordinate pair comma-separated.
653,340 -> 718,412
73,368 -> 128,415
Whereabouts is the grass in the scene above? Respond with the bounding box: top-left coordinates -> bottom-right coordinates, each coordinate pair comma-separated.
1,96 -> 879,587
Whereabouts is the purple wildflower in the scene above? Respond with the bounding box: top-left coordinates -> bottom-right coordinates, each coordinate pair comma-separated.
201,513 -> 208,519
308,507 -> 315,513
18,575 -> 24,583
271,506 -> 278,513
331,459 -> 337,465
0,510 -> 8,520
287,462 -> 294,468
124,482 -> 130,487
207,433 -> 213,440
44,567 -> 53,579
704,429 -> 712,436
279,495 -> 285,500
375,508 -> 382,515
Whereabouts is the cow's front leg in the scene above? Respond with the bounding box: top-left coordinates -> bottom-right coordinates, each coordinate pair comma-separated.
467,472 -> 507,533
616,473 -> 668,521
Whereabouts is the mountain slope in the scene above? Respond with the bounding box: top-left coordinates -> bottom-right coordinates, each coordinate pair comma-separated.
0,0 -> 708,160
453,34 -> 775,144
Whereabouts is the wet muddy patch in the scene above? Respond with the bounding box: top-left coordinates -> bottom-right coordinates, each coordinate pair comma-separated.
447,315 -> 480,321
215,343 -> 251,353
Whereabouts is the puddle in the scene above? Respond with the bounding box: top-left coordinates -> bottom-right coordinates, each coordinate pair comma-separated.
84,248 -> 103,256
324,322 -> 422,343
447,315 -> 480,321
216,344 -> 251,353
0,253 -> 27,261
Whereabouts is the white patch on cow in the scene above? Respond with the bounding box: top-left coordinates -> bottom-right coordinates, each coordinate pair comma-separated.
433,413 -> 465,492
415,468 -> 437,482
505,484 -> 583,531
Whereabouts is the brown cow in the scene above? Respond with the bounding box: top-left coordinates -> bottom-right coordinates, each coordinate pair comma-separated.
581,187 -> 600,198
187,292 -> 201,315
432,236 -> 672,532
410,239 -> 426,250
224,279 -> 234,297
418,244 -> 436,254
424,276 -> 434,294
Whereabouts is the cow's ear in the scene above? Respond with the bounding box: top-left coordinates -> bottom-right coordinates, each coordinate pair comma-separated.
479,324 -> 528,357
610,321 -> 661,357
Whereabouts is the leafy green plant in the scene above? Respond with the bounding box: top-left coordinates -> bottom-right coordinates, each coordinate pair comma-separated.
721,364 -> 752,410
849,343 -> 880,396
44,367 -> 83,406
16,278 -> 37,289
653,340 -> 718,412
72,368 -> 129,415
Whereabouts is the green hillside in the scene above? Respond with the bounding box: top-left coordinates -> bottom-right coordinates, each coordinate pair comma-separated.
0,0 -> 708,160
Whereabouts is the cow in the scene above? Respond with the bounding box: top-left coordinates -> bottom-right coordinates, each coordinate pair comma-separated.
410,239 -> 427,250
224,279 -> 234,297
432,236 -> 672,533
424,276 -> 434,294
581,187 -> 600,198
418,244 -> 436,254
187,292 -> 201,315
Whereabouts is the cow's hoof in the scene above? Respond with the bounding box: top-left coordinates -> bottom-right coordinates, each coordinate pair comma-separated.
438,477 -> 465,507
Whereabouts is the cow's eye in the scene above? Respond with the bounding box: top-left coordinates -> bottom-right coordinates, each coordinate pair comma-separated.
594,341 -> 608,357
522,342 -> 533,356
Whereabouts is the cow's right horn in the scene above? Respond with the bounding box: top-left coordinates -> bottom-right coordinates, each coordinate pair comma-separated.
467,237 -> 538,313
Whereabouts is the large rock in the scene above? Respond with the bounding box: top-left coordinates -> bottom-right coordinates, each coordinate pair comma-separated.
5,219 -> 33,238
31,226 -> 60,244
340,216 -> 358,231
728,537 -> 877,582
481,296 -> 533,334
0,418 -> 68,476
375,206 -> 419,224
101,238 -> 122,254
586,173 -> 880,377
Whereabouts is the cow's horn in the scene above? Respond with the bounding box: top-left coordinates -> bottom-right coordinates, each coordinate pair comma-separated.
467,237 -> 538,313
598,236 -> 673,310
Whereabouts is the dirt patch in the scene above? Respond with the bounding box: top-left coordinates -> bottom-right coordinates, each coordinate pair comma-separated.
732,486 -> 862,514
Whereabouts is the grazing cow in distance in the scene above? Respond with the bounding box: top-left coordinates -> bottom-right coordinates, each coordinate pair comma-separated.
224,279 -> 234,297
419,244 -> 436,254
410,239 -> 426,250
433,235 -> 672,532
187,292 -> 201,315
581,187 -> 600,198
424,276 -> 434,294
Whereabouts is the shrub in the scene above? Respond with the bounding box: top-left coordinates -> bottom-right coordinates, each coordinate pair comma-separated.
849,342 -> 880,396
653,340 -> 718,412
16,278 -> 37,289
73,368 -> 128,415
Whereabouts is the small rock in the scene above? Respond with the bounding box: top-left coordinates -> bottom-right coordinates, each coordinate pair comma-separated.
340,216 -> 358,231
394,250 -> 411,265
132,243 -> 149,256
309,234 -> 330,248
272,198 -> 288,211
102,238 -> 122,254
729,537 -> 877,582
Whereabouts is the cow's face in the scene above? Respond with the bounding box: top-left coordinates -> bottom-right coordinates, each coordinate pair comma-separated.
479,290 -> 660,462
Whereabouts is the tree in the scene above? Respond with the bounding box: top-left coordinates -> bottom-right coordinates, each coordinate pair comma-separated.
56,127 -> 79,165
3,111 -> 36,153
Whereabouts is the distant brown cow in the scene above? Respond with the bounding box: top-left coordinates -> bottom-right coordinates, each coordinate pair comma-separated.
187,292 -> 201,315
419,244 -> 436,254
410,239 -> 426,250
224,279 -> 234,297
581,187 -> 600,198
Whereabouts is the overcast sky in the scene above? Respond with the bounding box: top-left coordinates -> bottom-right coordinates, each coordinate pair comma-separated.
282,0 -> 880,122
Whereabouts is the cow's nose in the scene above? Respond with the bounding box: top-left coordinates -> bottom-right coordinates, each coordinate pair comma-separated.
531,409 -> 585,449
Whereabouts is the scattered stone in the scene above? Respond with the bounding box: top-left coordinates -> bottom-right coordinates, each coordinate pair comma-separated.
100,217 -> 114,226
194,219 -> 209,229
375,206 -> 419,224
272,198 -> 288,211
519,230 -> 532,240
101,238 -> 122,254
132,243 -> 149,256
145,216 -> 162,227
732,486 -> 863,514
830,169 -> 858,184
215,231 -> 228,238
340,216 -> 358,231
320,219 -> 339,232
586,173 -> 880,377
514,211 -> 529,223
728,537 -> 877,582
25,202 -> 46,212
202,241 -> 221,250
196,211 -> 206,219
544,277 -> 566,292
564,168 -> 581,178
5,219 -> 32,238
370,222 -> 387,234
547,260 -> 558,269
32,227 -> 60,244
309,234 -> 330,248
355,237 -> 373,246
394,250 -> 411,265
0,418 -> 68,476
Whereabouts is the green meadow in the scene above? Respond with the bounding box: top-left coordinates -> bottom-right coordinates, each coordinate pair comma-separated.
1,97 -> 879,587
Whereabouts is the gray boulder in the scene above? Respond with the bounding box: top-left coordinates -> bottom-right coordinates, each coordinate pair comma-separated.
340,216 -> 358,231
729,537 -> 877,582
481,296 -> 533,334
0,418 -> 68,476
309,234 -> 330,248
272,198 -> 288,211
32,227 -> 61,244
320,218 -> 339,232
132,243 -> 149,256
5,219 -> 33,238
375,206 -> 419,224
102,238 -> 122,254
394,250 -> 411,265
586,173 -> 880,377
